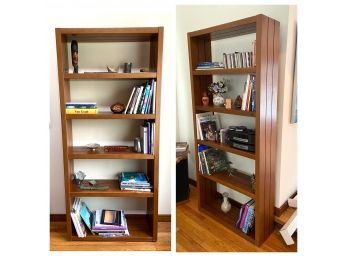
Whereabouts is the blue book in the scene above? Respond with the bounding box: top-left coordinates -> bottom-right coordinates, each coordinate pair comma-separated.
79,201 -> 95,234
119,171 -> 150,185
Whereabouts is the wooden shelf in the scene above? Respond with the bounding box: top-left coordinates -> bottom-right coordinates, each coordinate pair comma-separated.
66,113 -> 156,120
64,72 -> 157,80
70,179 -> 154,198
200,201 -> 255,244
195,105 -> 256,117
71,214 -> 153,241
197,139 -> 256,160
68,147 -> 154,160
193,67 -> 256,76
200,170 -> 255,199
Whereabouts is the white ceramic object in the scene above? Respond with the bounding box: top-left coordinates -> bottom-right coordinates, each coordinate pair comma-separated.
221,192 -> 231,213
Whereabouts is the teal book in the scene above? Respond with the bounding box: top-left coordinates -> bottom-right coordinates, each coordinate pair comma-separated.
80,202 -> 94,234
119,171 -> 150,185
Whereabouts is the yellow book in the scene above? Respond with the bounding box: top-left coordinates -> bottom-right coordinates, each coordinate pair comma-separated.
66,108 -> 98,114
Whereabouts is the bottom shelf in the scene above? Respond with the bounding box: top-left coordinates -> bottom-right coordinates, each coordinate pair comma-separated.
71,214 -> 154,241
200,200 -> 255,244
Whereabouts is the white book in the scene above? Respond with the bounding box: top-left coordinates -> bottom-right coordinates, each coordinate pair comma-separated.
133,86 -> 144,114
195,112 -> 221,140
129,87 -> 140,114
140,125 -> 148,153
71,212 -> 83,237
152,81 -> 157,114
124,86 -> 136,114
241,75 -> 251,111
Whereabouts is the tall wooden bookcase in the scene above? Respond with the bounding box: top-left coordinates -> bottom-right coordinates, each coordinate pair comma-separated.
187,15 -> 279,246
55,27 -> 163,241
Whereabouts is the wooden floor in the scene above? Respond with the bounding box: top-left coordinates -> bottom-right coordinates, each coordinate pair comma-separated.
50,221 -> 171,251
176,185 -> 297,252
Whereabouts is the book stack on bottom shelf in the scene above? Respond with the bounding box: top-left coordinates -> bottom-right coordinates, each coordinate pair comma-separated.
71,197 -> 129,238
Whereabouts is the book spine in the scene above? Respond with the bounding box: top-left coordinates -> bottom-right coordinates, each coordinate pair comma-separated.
66,109 -> 98,114
239,204 -> 249,229
141,85 -> 151,114
242,205 -> 252,233
133,86 -> 144,114
145,80 -> 154,114
129,87 -> 140,114
124,86 -> 136,114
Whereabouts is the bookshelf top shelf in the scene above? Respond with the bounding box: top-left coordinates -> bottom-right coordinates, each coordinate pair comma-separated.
56,27 -> 161,42
64,72 -> 157,80
188,15 -> 258,40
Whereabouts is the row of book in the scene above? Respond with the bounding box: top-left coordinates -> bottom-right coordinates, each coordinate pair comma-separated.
140,121 -> 155,154
71,197 -> 129,238
124,79 -> 157,114
222,40 -> 256,69
118,171 -> 152,192
241,74 -> 256,112
196,61 -> 224,70
236,199 -> 255,234
65,102 -> 98,114
198,145 -> 231,175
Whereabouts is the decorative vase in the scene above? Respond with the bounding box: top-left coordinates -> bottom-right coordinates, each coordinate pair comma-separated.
221,192 -> 231,213
213,93 -> 225,107
202,92 -> 209,106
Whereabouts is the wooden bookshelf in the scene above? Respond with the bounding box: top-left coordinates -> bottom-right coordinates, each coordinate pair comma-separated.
56,27 -> 163,242
188,14 -> 279,246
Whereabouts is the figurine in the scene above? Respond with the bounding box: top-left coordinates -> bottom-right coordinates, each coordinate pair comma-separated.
202,91 -> 209,106
221,192 -> 231,213
225,98 -> 232,109
110,102 -> 126,113
234,95 -> 242,109
71,40 -> 78,73
72,170 -> 86,185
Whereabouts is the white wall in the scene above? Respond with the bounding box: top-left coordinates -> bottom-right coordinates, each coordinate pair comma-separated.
176,5 -> 297,207
50,6 -> 175,215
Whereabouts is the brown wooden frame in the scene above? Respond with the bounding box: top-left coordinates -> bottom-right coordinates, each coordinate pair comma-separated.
55,27 -> 163,242
187,14 -> 279,246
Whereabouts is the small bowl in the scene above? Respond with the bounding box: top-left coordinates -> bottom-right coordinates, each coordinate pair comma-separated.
86,143 -> 100,151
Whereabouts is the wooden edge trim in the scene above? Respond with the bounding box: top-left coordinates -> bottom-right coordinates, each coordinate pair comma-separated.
158,215 -> 171,222
274,191 -> 297,217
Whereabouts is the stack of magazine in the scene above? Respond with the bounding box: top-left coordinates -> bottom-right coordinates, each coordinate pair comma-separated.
72,197 -> 130,238
118,171 -> 152,192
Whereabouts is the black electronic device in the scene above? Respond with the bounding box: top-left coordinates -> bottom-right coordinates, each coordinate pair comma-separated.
226,126 -> 255,152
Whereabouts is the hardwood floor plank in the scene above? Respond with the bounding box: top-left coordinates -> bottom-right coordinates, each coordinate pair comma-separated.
176,185 -> 297,252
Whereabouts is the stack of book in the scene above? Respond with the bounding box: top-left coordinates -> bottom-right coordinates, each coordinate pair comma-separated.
196,61 -> 224,70
140,121 -> 155,154
124,79 -> 156,114
118,171 -> 152,192
236,199 -> 255,234
197,145 -> 231,175
75,197 -> 130,238
65,102 -> 98,114
241,74 -> 256,112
